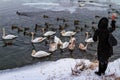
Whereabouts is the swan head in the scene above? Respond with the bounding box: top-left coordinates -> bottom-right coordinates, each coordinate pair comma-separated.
57,42 -> 63,47
31,32 -> 34,35
85,32 -> 89,35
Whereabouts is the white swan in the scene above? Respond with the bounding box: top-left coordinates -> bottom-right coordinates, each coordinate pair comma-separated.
43,31 -> 56,36
2,28 -> 17,40
68,37 -> 76,51
61,30 -> 76,37
60,41 -> 69,49
31,50 -> 51,58
49,42 -> 58,52
79,43 -> 88,51
85,32 -> 94,43
31,32 -> 46,43
54,36 -> 62,44
79,3 -> 85,7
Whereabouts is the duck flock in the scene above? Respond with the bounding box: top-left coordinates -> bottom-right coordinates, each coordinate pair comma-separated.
1,3 -> 119,59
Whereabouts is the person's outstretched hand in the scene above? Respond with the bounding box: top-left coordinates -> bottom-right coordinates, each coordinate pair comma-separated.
111,13 -> 117,20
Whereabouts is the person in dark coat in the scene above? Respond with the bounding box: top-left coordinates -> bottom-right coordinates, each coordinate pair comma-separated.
93,16 -> 116,76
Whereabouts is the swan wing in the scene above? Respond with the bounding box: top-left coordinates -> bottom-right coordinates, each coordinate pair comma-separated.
44,31 -> 56,36
54,36 -> 62,44
60,41 -> 69,49
62,31 -> 76,36
32,37 -> 46,43
85,38 -> 94,43
32,51 -> 51,58
3,34 -> 17,39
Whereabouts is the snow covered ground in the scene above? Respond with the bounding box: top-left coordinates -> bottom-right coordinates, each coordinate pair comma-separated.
0,58 -> 120,80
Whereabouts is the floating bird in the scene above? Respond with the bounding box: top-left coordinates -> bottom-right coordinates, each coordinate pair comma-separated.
31,32 -> 46,43
31,49 -> 52,58
79,43 -> 88,51
60,41 -> 69,49
43,15 -> 49,18
54,36 -> 62,44
16,11 -> 29,17
74,20 -> 79,26
34,24 -> 39,32
95,15 -> 100,19
79,3 -> 85,7
68,36 -> 76,54
23,31 -> 31,36
11,25 -> 18,30
61,30 -> 76,37
85,32 -> 94,43
24,27 -> 30,31
49,41 -> 58,52
43,31 -> 56,37
59,25 -> 64,31
17,27 -> 23,33
2,28 -> 17,40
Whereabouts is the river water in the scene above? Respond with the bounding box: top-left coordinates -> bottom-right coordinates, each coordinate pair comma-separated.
0,0 -> 120,70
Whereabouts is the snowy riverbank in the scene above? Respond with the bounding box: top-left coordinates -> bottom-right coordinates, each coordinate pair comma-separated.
0,58 -> 120,80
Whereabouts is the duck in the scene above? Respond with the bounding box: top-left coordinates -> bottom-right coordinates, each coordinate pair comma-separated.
24,27 -> 30,31
74,20 -> 79,26
49,41 -> 58,52
31,49 -> 52,58
43,15 -> 49,18
31,32 -> 46,43
34,24 -> 40,32
43,31 -> 56,37
79,43 -> 89,51
17,27 -> 23,33
2,28 -> 17,40
11,25 -> 18,30
59,25 -> 64,31
85,32 -> 94,43
23,31 -> 31,36
61,30 -> 76,37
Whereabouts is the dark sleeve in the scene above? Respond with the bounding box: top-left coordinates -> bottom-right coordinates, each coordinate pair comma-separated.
93,30 -> 98,42
108,20 -> 116,33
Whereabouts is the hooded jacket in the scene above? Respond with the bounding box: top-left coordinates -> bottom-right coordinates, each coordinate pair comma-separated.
93,17 -> 116,61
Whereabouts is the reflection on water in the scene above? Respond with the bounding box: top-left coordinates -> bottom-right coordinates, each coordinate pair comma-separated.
0,0 -> 120,70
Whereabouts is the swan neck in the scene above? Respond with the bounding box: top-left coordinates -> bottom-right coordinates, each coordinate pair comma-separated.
85,33 -> 88,40
31,33 -> 34,41
32,50 -> 36,55
2,28 -> 5,37
85,43 -> 89,48
42,28 -> 45,34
